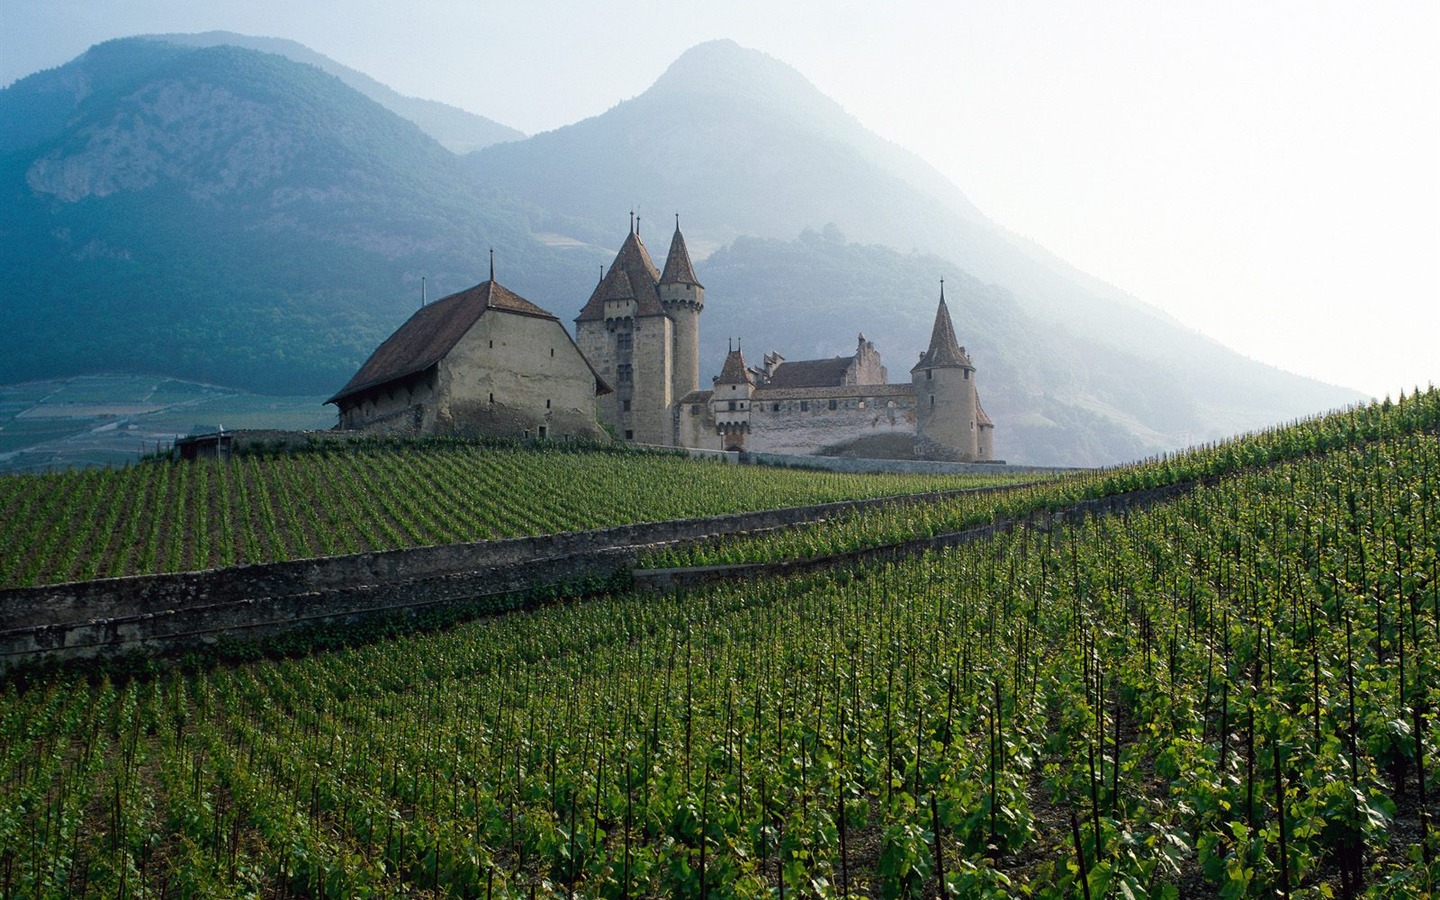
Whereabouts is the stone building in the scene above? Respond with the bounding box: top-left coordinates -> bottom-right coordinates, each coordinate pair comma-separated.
328,274 -> 611,441
574,216 -> 702,444
584,219 -> 995,461
675,292 -> 993,460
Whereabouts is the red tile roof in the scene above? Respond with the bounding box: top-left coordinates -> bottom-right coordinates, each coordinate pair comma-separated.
659,222 -> 702,288
762,356 -> 854,389
714,347 -> 754,385
328,280 -> 603,406
577,231 -> 666,321
911,294 -> 973,372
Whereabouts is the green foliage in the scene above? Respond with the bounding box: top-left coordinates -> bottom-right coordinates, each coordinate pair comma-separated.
0,38 -> 598,395
0,437 -> 1027,588
1,387 -> 1437,895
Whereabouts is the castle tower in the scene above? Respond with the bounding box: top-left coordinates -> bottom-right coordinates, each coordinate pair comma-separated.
658,217 -> 704,410
575,220 -> 674,444
709,343 -> 754,452
911,283 -> 985,461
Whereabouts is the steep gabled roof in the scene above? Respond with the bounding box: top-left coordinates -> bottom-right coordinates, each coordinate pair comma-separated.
577,230 -> 666,321
601,268 -> 636,301
762,356 -> 853,389
328,280 -> 575,406
659,221 -> 702,287
911,290 -> 973,372
714,346 -> 754,386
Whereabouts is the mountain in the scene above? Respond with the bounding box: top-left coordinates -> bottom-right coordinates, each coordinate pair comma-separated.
468,40 -> 1361,458
0,38 -> 585,394
0,35 -> 1362,464
140,32 -> 526,153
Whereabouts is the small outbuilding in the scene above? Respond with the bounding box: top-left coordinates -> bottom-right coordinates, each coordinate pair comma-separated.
328,277 -> 611,441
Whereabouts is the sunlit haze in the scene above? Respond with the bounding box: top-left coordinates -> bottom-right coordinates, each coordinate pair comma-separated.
5,0 -> 1436,398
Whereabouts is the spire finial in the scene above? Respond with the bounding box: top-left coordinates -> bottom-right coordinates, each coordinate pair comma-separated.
629,210 -> 635,234
675,212 -> 680,231
940,277 -> 945,301
489,248 -> 495,282
636,215 -> 641,236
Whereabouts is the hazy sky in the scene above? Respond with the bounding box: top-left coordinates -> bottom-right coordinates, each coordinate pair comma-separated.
4,0 -> 1437,398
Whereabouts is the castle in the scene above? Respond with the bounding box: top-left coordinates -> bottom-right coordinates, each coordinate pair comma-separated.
578,219 -> 994,461
330,216 -> 994,461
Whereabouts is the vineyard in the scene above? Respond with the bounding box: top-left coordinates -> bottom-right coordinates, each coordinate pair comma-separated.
0,388 -> 1437,897
0,441 -> 1036,589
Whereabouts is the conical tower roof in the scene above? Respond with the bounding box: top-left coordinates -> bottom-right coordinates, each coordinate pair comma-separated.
600,267 -> 636,301
911,285 -> 973,372
659,218 -> 703,288
714,344 -> 754,386
577,228 -> 665,321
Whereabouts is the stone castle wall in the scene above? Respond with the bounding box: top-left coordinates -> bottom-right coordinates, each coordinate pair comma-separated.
746,393 -> 918,455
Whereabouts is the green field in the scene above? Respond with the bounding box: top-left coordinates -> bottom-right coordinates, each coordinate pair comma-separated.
0,375 -> 333,474
0,389 -> 1436,897
0,440 -> 1039,588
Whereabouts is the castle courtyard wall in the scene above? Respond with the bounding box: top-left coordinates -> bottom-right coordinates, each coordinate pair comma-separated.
747,392 -> 918,455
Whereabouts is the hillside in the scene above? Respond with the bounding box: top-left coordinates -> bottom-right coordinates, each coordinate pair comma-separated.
469,40 -> 1362,455
0,38 -> 582,395
1,390 -> 1435,895
0,35 -> 1364,464
140,31 -> 526,153
702,232 -> 1191,464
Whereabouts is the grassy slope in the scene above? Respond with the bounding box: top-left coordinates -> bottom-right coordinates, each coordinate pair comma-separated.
0,391 -> 1434,897
0,438 -> 1036,588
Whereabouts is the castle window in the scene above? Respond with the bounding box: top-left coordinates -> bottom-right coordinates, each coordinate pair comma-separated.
926,369 -> 933,380
930,396 -> 935,408
964,370 -> 970,381
828,399 -> 838,411
970,420 -> 975,431
773,403 -> 780,412
690,404 -> 700,415
800,401 -> 809,412
546,399 -> 551,409
618,364 -> 633,383
623,400 -> 632,411
489,340 -> 494,349
616,333 -> 633,354
489,393 -> 494,403
625,430 -> 634,440
538,425 -> 548,439
551,348 -> 555,357
728,400 -> 737,411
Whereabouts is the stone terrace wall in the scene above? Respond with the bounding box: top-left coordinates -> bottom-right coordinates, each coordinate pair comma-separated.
0,486 -> 1002,671
747,452 -> 1077,477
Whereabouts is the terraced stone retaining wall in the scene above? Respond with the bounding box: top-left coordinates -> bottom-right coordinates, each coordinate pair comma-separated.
0,487 -> 985,670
